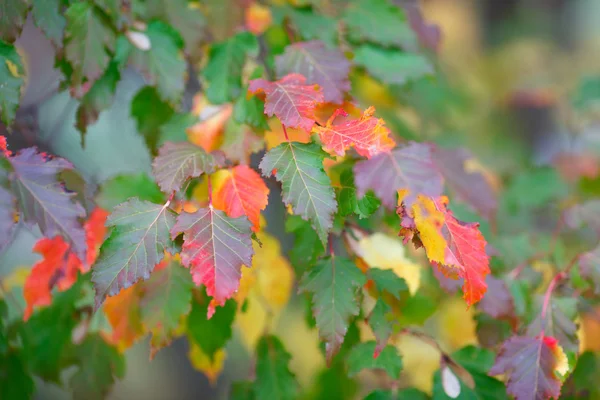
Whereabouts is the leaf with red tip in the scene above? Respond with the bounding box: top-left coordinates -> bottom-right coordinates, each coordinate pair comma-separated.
8,147 -> 87,259
212,165 -> 269,232
248,73 -> 324,132
354,142 -> 443,209
299,255 -> 366,364
92,198 -> 176,308
432,146 -> 497,220
490,335 -> 567,400
315,106 -> 395,158
152,142 -> 223,194
275,41 -> 351,104
398,196 -> 490,306
171,207 -> 254,317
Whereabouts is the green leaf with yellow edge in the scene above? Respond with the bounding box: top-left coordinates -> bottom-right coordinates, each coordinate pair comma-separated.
0,40 -> 26,126
255,335 -> 299,400
347,341 -> 403,380
299,255 -> 366,364
203,32 -> 258,104
260,141 -> 337,245
68,335 -> 126,400
187,290 -> 236,361
140,256 -> 193,357
188,343 -> 226,386
64,2 -> 115,86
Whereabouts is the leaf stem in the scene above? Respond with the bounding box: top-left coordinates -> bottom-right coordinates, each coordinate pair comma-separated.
207,175 -> 213,207
541,272 -> 565,319
329,234 -> 335,257
281,122 -> 290,142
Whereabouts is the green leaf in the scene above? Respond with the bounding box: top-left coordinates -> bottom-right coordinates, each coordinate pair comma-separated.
433,346 -> 508,400
368,298 -> 395,356
0,0 -> 28,42
92,198 -> 176,308
285,215 -> 325,272
0,351 -> 34,400
233,91 -> 270,131
76,61 -> 120,140
144,0 -> 206,56
354,45 -> 434,85
572,75 -> 600,111
96,173 -> 164,210
231,381 -> 255,400
127,21 -> 186,103
187,290 -> 236,360
64,2 -> 116,85
565,351 -> 600,399
203,32 -> 258,104
255,335 -> 299,400
19,282 -> 81,381
0,40 -> 26,126
396,291 -> 436,327
308,358 -> 358,400
299,255 -> 366,363
338,169 -> 380,218
131,86 -> 175,153
368,268 -> 409,300
259,141 -> 337,245
274,6 -> 338,48
343,0 -> 416,49
140,258 -> 194,355
68,335 -> 125,400
31,0 -> 66,46
364,388 -> 429,400
158,112 -> 197,145
347,341 -> 403,380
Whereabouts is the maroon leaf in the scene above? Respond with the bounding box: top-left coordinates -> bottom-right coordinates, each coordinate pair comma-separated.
248,73 -> 325,132
171,207 -> 254,316
353,142 -> 443,209
432,146 -> 497,220
275,41 -> 351,104
478,275 -> 515,320
8,148 -> 87,259
490,335 -> 566,400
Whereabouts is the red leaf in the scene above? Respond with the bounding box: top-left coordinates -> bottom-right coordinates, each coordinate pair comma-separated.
315,106 -> 395,158
248,73 -> 324,132
23,208 -> 108,320
171,208 -> 254,317
212,165 -> 269,232
490,335 -> 567,400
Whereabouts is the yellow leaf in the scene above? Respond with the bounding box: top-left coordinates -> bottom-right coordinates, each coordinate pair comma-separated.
6,60 -> 22,78
0,267 -> 29,294
396,334 -> 441,394
355,232 -> 422,295
436,297 -> 478,350
264,118 -> 310,150
550,342 -> 569,376
412,195 -> 447,265
188,343 -> 226,385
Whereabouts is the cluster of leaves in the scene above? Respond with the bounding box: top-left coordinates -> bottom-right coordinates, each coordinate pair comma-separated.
1,0 -> 600,399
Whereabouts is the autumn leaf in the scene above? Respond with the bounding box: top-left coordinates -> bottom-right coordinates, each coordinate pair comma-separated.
264,118 -> 311,150
152,141 -> 223,194
275,41 -> 351,104
212,165 -> 269,232
399,196 -> 490,306
248,73 -> 325,132
139,255 -> 194,358
477,275 -> 516,321
187,100 -> 232,152
314,106 -> 395,158
259,141 -> 337,245
92,198 -> 176,308
490,335 -> 568,400
8,147 -> 87,259
299,255 -> 366,364
102,285 -> 144,352
353,142 -> 443,210
527,296 -> 579,354
188,343 -> 226,385
23,208 -> 108,320
171,207 -> 254,317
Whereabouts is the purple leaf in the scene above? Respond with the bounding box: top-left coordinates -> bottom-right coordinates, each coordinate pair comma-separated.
0,185 -> 16,251
354,142 -> 443,210
478,276 -> 515,320
275,41 -> 351,104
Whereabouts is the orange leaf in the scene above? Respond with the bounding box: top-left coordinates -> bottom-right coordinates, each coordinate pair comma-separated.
399,195 -> 490,306
264,118 -> 310,150
23,208 -> 108,320
315,106 -> 395,158
248,73 -> 324,132
102,285 -> 144,352
245,2 -> 272,35
187,98 -> 232,152
212,165 -> 269,232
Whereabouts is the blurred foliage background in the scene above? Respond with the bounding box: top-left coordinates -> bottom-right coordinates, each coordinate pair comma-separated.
2,0 -> 600,399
